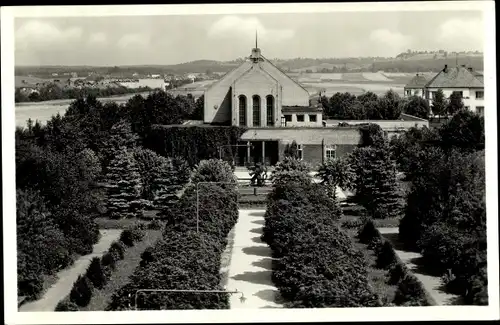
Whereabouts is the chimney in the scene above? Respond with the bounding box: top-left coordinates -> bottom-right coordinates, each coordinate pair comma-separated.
443,64 -> 448,72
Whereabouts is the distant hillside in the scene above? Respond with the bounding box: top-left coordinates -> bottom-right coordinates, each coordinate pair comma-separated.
16,53 -> 483,78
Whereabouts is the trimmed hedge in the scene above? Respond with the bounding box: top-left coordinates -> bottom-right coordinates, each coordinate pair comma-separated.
264,181 -> 381,307
107,160 -> 238,310
144,125 -> 246,167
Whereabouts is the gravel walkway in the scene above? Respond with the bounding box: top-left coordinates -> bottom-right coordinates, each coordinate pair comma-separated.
225,209 -> 284,309
19,229 -> 122,312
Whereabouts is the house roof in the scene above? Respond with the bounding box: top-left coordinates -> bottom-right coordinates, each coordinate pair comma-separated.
425,66 -> 484,88
240,127 -> 361,145
404,74 -> 429,89
282,105 -> 322,113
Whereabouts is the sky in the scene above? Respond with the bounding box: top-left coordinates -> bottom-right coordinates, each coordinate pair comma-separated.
14,10 -> 485,66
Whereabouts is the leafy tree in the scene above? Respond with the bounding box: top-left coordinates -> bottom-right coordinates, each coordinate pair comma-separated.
431,89 -> 447,120
104,149 -> 143,219
447,91 -> 465,115
377,90 -> 403,119
326,92 -> 357,119
317,158 -> 353,200
439,109 -> 485,151
17,189 -> 72,298
403,96 -> 430,119
358,123 -> 386,148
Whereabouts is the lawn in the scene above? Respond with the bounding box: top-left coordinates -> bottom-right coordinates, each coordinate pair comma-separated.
80,229 -> 164,311
94,211 -> 160,229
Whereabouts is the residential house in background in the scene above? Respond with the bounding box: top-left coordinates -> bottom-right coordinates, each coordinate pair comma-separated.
404,73 -> 429,97
404,65 -> 485,116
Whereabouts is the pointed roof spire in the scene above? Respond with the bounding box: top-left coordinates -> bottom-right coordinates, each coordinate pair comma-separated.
255,30 -> 258,49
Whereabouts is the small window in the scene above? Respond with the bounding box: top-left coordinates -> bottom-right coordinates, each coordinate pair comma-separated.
285,115 -> 292,122
405,90 -> 411,96
297,114 -> 305,122
465,106 -> 470,110
476,106 -> 484,116
309,114 -> 317,122
476,91 -> 484,99
297,144 -> 303,160
325,144 -> 336,160
453,91 -> 463,97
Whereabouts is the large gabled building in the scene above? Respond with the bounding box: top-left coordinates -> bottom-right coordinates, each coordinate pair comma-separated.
203,42 -> 428,168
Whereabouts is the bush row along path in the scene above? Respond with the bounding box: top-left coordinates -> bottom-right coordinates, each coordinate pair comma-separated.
19,229 -> 122,312
377,227 -> 463,306
224,209 -> 284,309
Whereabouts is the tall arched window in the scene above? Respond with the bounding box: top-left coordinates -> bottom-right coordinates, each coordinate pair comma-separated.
252,95 -> 261,127
266,95 -> 274,126
239,95 -> 247,126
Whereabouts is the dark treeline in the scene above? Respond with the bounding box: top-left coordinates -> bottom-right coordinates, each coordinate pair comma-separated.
322,89 -> 465,121
15,84 -> 154,103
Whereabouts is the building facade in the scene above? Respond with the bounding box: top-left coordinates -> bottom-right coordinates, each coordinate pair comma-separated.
404,65 -> 484,116
204,44 -> 352,167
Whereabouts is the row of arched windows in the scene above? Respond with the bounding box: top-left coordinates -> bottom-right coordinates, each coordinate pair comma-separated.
239,95 -> 274,127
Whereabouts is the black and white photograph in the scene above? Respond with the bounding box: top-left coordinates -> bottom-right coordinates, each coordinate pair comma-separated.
2,2 -> 498,324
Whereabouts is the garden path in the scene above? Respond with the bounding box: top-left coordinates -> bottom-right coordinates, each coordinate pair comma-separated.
224,209 -> 284,309
378,227 -> 463,305
19,229 -> 122,312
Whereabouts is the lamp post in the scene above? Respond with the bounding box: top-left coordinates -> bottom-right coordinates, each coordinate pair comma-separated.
132,289 -> 246,310
196,181 -> 237,233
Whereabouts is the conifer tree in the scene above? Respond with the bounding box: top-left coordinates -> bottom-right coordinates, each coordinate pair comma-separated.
104,149 -> 143,219
101,120 -> 139,170
349,144 -> 400,219
152,158 -> 179,210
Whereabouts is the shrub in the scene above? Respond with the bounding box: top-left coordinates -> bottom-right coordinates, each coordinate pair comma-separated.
101,252 -> 117,273
109,241 -> 126,260
387,263 -> 407,285
357,220 -> 379,244
393,274 -> 432,306
375,241 -> 398,269
69,275 -> 94,307
55,300 -> 79,311
86,257 -> 107,289
148,219 -> 162,230
120,230 -> 136,247
190,158 -> 237,184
